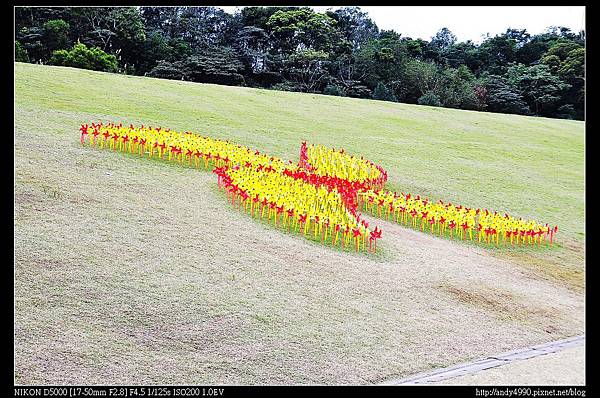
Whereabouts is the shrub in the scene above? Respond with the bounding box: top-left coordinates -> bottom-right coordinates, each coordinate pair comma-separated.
373,82 -> 397,101
557,104 -> 576,119
323,84 -> 346,97
346,84 -> 372,99
42,19 -> 70,52
418,91 -> 442,107
49,42 -> 118,73
247,71 -> 283,88
148,60 -> 185,80
15,41 -> 29,62
270,82 -> 302,92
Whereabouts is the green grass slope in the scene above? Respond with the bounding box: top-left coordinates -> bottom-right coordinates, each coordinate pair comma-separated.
14,63 -> 584,384
15,62 -> 584,283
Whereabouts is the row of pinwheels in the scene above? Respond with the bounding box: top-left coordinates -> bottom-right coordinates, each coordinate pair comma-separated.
80,122 -> 383,252
80,122 -> 288,171
357,190 -> 557,246
80,122 -> 558,252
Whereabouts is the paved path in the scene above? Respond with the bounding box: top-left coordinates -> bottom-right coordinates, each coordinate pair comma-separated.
380,335 -> 585,385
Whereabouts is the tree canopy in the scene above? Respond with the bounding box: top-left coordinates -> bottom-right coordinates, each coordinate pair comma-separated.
15,6 -> 585,120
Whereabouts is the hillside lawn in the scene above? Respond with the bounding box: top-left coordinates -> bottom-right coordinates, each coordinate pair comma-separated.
14,63 -> 584,384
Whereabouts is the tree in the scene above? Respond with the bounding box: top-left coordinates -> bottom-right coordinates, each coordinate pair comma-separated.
438,65 -> 480,110
15,41 -> 30,62
136,31 -> 192,75
418,91 -> 442,107
328,7 -> 378,51
284,50 -> 330,92
147,60 -> 185,80
323,84 -> 346,97
235,25 -> 271,74
430,27 -> 457,51
153,47 -> 245,86
443,40 -> 481,71
504,28 -> 530,48
478,34 -> 517,74
49,41 -> 118,72
373,82 -> 397,101
240,6 -> 293,30
482,75 -> 530,115
67,7 -> 145,72
266,8 -> 341,54
354,32 -> 408,89
42,19 -> 70,53
402,59 -> 442,101
12,6 -> 584,120
506,63 -> 570,117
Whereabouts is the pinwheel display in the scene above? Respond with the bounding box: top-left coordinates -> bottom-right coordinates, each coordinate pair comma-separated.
79,122 -> 558,252
357,190 -> 557,247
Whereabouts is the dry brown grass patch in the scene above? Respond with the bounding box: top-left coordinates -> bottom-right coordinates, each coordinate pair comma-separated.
439,283 -> 562,327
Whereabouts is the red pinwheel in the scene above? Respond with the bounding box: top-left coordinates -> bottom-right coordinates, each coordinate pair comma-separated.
79,124 -> 89,144
298,213 -> 307,228
91,127 -> 100,144
369,226 -> 382,252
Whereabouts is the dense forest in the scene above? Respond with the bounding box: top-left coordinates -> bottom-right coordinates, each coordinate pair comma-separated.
15,6 -> 585,120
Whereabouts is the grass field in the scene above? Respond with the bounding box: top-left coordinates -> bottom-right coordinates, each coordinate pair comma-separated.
14,62 -> 584,384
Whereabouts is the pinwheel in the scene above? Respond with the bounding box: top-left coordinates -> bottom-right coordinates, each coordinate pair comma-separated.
79,122 -> 557,252
358,188 -> 557,247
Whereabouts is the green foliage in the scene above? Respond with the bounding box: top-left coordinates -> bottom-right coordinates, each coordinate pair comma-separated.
49,42 -> 118,72
270,81 -> 303,92
328,7 -> 378,51
438,66 -> 480,110
284,49 -> 330,92
323,84 -> 346,97
266,8 -> 341,53
418,91 -> 442,107
430,27 -> 457,51
477,34 -> 517,74
506,63 -> 570,117
180,47 -> 245,85
42,19 -> 70,52
147,60 -> 185,80
14,6 -> 584,119
149,46 -> 244,86
483,75 -> 531,115
403,59 -> 441,101
15,41 -> 29,62
372,82 -> 397,102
